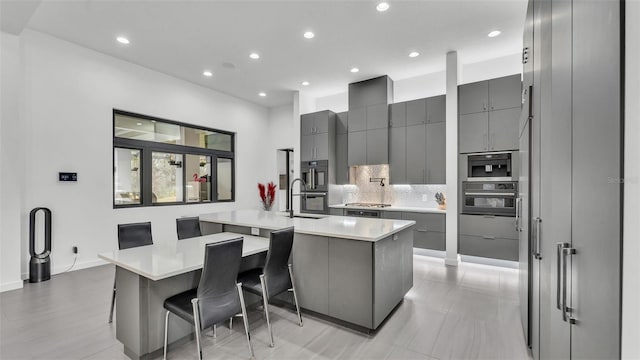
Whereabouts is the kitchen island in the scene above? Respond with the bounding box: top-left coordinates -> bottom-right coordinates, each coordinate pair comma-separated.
199,209 -> 415,331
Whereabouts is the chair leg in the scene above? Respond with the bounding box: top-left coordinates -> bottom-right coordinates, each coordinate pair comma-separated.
259,274 -> 274,347
213,324 -> 217,339
229,317 -> 233,334
109,278 -> 116,323
191,299 -> 203,360
288,264 -> 303,327
236,283 -> 255,358
163,311 -> 170,360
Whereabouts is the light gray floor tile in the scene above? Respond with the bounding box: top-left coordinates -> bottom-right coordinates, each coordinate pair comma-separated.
0,257 -> 531,360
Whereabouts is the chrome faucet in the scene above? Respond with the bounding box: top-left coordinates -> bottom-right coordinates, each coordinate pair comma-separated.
289,178 -> 307,218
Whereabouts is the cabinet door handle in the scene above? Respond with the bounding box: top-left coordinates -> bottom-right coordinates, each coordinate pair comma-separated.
415,229 -> 428,233
482,236 -> 496,240
515,197 -> 520,231
483,102 -> 487,111
533,217 -> 542,259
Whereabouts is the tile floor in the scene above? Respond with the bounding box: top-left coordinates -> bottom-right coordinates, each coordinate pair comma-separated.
0,255 -> 531,360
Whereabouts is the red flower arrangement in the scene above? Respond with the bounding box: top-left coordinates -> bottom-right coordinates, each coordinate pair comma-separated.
258,182 -> 277,211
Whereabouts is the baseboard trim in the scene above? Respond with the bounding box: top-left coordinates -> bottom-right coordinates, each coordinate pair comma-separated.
0,280 -> 24,293
20,258 -> 108,280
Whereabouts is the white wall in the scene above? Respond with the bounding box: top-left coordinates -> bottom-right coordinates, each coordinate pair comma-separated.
622,1 -> 640,358
311,53 -> 522,113
267,103 -> 295,210
0,32 -> 25,292
0,29 -> 273,287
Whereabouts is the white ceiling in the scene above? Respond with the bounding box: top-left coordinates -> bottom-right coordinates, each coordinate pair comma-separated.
5,0 -> 527,107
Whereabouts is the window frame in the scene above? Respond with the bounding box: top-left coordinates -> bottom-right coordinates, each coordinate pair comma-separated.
112,109 -> 235,208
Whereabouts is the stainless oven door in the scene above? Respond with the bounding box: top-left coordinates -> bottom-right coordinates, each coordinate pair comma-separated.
462,193 -> 517,216
300,192 -> 328,214
301,167 -> 328,192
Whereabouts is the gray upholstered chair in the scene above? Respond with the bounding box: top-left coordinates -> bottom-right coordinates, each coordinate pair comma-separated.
176,217 -> 202,240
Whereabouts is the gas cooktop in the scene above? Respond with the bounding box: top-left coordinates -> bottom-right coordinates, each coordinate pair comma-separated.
344,203 -> 392,208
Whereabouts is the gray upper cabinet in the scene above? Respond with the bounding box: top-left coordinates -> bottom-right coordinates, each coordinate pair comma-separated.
489,107 -> 520,151
301,134 -> 315,162
459,112 -> 489,154
427,95 -> 446,123
389,127 -> 406,184
336,111 -> 348,134
315,111 -> 330,134
426,122 -> 446,184
405,124 -> 426,183
366,128 -> 388,165
301,113 -> 316,136
366,104 -> 388,130
336,133 -> 349,184
406,98 -> 427,126
348,107 -> 366,132
459,81 -> 489,115
348,131 -> 367,166
315,132 -> 329,160
488,75 -> 522,111
389,102 -> 406,128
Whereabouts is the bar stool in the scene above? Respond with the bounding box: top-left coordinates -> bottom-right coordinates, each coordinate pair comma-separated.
109,222 -> 153,323
163,238 -> 253,359
237,226 -> 302,347
176,217 -> 202,240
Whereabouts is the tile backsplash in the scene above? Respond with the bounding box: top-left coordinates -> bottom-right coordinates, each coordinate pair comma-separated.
329,164 -> 447,208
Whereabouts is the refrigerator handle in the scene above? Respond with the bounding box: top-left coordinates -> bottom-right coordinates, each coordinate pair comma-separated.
562,246 -> 577,324
556,242 -> 565,310
515,197 -> 521,231
533,217 -> 542,259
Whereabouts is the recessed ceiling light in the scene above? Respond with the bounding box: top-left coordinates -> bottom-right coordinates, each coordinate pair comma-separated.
350,67 -> 360,73
203,70 -> 213,77
409,51 -> 420,58
376,2 -> 390,12
136,122 -> 142,126
116,36 -> 130,45
301,81 -> 310,86
488,30 -> 501,38
249,53 -> 260,60
259,92 -> 267,97
303,31 -> 315,39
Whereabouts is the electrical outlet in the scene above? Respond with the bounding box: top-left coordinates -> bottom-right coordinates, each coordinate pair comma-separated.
422,194 -> 428,202
251,227 -> 260,236
72,246 -> 78,254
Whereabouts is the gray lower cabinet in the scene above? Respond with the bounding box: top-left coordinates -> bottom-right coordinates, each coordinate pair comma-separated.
406,124 -> 426,183
426,122 -> 446,184
348,131 -> 367,166
293,230 -> 413,330
458,214 -> 518,260
389,127 -> 406,184
401,212 -> 446,250
381,210 -> 402,220
329,208 -> 344,216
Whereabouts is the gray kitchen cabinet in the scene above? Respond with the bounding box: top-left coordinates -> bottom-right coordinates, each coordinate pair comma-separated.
336,111 -> 348,134
399,230 -> 414,295
458,214 -> 518,260
489,74 -> 522,111
348,107 -> 366,132
389,102 -> 406,128
381,211 -> 402,220
315,132 -> 329,160
366,103 -> 388,130
301,113 -> 316,136
328,237 -> 373,328
402,212 -> 445,250
373,235 -> 403,327
329,208 -> 344,216
459,81 -> 489,115
489,107 -> 520,151
389,127 -> 406,184
366,128 -> 388,165
405,124 -> 426,183
426,122 -> 446,184
459,112 -> 489,154
300,111 -> 335,161
292,234 -> 329,314
406,98 -> 427,126
301,134 -> 316,162
348,131 -> 367,166
427,95 -> 446,123
335,133 -> 349,184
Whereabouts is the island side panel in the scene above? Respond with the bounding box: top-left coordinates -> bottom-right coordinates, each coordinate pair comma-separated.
400,228 -> 414,295
373,235 -> 403,328
328,237 -> 373,329
292,234 -> 329,315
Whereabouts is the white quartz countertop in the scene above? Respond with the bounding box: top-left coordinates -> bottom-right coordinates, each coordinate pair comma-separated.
199,209 -> 415,242
330,204 -> 446,214
98,232 -> 268,281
